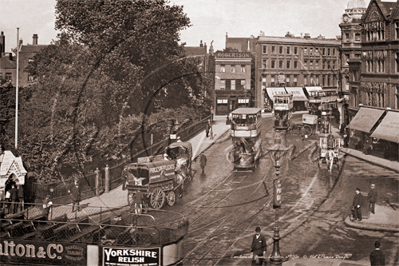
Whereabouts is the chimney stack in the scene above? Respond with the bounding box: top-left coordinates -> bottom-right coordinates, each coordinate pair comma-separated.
33,34 -> 38,45
200,40 -> 203,47
0,31 -> 5,57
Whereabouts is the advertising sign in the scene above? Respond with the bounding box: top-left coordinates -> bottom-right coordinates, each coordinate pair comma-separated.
0,240 -> 87,265
103,247 -> 160,266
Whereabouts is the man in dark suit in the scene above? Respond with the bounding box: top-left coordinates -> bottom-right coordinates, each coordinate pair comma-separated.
370,241 -> 385,266
352,188 -> 363,221
68,180 -> 81,212
368,184 -> 378,214
250,227 -> 267,265
10,184 -> 19,214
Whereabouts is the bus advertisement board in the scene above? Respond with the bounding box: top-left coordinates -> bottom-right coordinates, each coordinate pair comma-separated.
103,246 -> 160,266
0,240 -> 87,265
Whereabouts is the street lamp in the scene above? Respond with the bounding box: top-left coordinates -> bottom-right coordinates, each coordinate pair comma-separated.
267,141 -> 288,266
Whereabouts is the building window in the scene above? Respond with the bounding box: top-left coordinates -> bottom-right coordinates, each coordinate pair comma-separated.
315,60 -> 319,68
322,75 -> 325,86
310,60 -> 313,67
5,72 -> 12,81
345,54 -> 350,66
304,75 -> 308,86
231,80 -> 236,90
294,47 -> 298,55
333,49 -> 335,56
241,79 -> 246,90
355,33 -> 361,42
220,65 -> 225,72
396,22 -> 399,39
315,48 -> 319,53
294,61 -> 298,69
226,79 -> 231,90
271,60 -> 276,69
236,79 -> 245,90
262,60 -> 267,69
286,60 -> 290,69
322,60 -> 326,69
327,75 -> 330,86
279,46 -> 284,54
345,33 -> 350,42
396,53 -> 399,72
304,60 -> 308,68
272,46 -> 276,54
304,47 -> 307,54
327,60 -> 331,70
332,60 -> 335,70
293,75 -> 298,86
241,65 -> 246,72
231,65 -> 235,73
271,76 -> 275,87
310,47 -> 313,54
286,76 -> 290,86
286,46 -> 290,55
262,45 -> 267,54
279,60 -> 283,68
395,86 -> 399,109
220,80 -> 225,90
328,48 -> 330,56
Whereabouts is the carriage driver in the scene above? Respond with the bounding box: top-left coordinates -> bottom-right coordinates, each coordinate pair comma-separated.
327,133 -> 335,151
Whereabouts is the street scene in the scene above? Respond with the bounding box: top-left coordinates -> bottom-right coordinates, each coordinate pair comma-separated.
1,0 -> 398,266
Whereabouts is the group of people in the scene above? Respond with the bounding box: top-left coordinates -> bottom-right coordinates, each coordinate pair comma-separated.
1,176 -> 24,215
352,183 -> 378,222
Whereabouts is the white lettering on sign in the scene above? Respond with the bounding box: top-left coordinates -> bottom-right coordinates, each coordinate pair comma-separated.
0,241 -> 69,260
149,164 -> 174,173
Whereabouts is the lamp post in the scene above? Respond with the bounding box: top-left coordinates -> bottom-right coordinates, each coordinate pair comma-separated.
267,140 -> 288,266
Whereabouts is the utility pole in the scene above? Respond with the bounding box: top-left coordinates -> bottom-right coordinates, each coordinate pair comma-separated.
15,28 -> 20,149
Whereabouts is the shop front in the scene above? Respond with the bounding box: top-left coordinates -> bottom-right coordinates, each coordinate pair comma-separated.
347,107 -> 385,151
285,87 -> 308,111
370,111 -> 399,161
215,91 -> 252,116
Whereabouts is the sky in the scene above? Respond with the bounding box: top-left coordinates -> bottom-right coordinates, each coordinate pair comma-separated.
2,0 -> 391,54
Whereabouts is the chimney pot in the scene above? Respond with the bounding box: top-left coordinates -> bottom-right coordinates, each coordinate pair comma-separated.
33,34 -> 38,45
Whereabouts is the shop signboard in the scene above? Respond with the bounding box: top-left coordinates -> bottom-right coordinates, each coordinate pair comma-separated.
0,240 -> 86,265
103,246 -> 160,266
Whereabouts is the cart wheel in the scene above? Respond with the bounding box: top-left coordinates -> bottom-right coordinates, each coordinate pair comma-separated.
150,188 -> 165,209
167,191 -> 176,206
303,125 -> 312,136
127,192 -> 134,206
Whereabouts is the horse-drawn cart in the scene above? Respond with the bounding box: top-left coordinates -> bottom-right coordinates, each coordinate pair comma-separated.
318,134 -> 341,173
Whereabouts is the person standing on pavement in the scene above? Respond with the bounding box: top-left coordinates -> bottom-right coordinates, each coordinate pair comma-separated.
17,184 -> 24,212
68,180 -> 81,212
10,184 -> 19,214
368,184 -> 378,215
205,120 -> 210,138
250,227 -> 266,265
370,240 -> 385,266
200,152 -> 207,174
133,191 -> 143,215
352,188 -> 363,221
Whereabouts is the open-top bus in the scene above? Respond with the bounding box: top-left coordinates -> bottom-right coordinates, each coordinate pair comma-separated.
230,108 -> 262,171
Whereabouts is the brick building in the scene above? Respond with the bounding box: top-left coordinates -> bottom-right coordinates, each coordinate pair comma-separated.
213,49 -> 252,115
225,32 -> 341,111
0,33 -> 48,87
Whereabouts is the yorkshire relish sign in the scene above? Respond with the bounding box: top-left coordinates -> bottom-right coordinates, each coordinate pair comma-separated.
103,247 -> 160,266
0,240 -> 86,265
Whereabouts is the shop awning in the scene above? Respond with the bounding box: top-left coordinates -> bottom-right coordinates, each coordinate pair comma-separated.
371,112 -> 399,143
266,87 -> 286,101
305,86 -> 323,93
285,87 -> 308,101
348,107 -> 385,133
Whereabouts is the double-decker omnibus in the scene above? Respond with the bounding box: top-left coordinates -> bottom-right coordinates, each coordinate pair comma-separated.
307,89 -> 338,116
273,93 -> 293,129
230,108 -> 262,171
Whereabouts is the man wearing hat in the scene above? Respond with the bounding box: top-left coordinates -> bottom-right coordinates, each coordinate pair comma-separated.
250,227 -> 267,265
368,184 -> 378,214
352,188 -> 363,221
370,241 -> 385,266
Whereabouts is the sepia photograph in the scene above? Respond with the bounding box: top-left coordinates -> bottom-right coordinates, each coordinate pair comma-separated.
0,0 -> 398,265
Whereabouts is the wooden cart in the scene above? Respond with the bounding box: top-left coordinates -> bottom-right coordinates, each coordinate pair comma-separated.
124,159 -> 181,209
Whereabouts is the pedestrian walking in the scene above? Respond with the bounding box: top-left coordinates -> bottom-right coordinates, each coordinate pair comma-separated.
200,152 -> 207,174
370,241 -> 385,266
10,184 -> 19,214
17,184 -> 24,212
68,180 -> 81,212
352,188 -> 363,221
368,184 -> 378,215
205,120 -> 210,138
250,227 -> 266,265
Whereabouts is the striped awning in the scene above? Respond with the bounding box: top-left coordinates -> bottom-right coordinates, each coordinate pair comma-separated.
371,112 -> 399,143
348,107 -> 385,133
